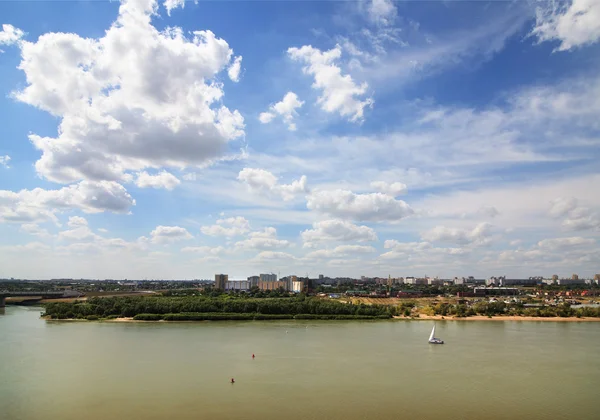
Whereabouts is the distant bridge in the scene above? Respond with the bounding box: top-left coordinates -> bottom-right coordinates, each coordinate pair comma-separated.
0,291 -> 84,307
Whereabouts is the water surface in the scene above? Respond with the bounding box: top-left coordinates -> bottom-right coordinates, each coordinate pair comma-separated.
1,306 -> 598,420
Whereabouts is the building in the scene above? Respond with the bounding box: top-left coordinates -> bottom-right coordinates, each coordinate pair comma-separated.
258,280 -> 287,291
455,276 -> 483,285
247,276 -> 259,287
488,276 -> 541,287
287,275 -> 298,291
259,273 -> 277,282
291,280 -> 303,293
572,274 -> 579,281
225,280 -> 250,292
214,274 -> 228,290
427,277 -> 443,285
556,278 -> 586,286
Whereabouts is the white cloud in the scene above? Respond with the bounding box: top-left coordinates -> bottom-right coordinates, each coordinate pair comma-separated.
0,24 -> 24,46
366,0 -> 397,26
238,168 -> 308,201
181,245 -> 226,255
537,236 -> 595,251
228,55 -> 243,82
163,0 -> 185,16
12,0 -> 244,185
532,0 -> 600,51
301,219 -> 377,247
150,225 -> 193,244
98,228 -> 108,233
234,227 -> 291,250
370,180 -> 407,196
252,251 -> 296,262
20,223 -> 50,237
306,189 -> 413,222
135,171 -> 181,190
258,112 -> 275,124
379,240 -> 467,261
287,44 -> 373,122
1,242 -> 50,253
421,222 -> 493,246
59,225 -> 99,241
182,173 -> 197,181
201,216 -> 250,237
0,155 -> 10,168
304,244 -> 376,259
549,197 -> 600,231
0,180 -> 135,224
67,216 -> 88,227
258,92 -> 304,131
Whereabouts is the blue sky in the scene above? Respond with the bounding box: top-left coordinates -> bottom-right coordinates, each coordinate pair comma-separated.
1,0 -> 599,280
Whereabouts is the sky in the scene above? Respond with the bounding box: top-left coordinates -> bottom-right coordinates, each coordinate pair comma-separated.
0,0 -> 599,280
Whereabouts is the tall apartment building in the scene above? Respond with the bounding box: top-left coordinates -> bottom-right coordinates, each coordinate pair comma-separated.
214,274 -> 228,290
260,273 -> 277,282
247,276 -> 260,288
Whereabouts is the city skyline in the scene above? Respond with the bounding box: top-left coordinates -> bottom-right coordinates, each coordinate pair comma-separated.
1,0 -> 599,279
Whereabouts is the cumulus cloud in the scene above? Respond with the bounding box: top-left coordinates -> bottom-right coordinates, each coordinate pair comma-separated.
12,0 -> 244,186
235,227 -> 291,250
253,250 -> 296,262
20,223 -> 50,237
0,24 -> 24,46
258,92 -> 304,131
67,216 -> 88,227
532,0 -> 600,51
0,155 -> 10,168
287,44 -> 373,122
135,171 -> 181,190
304,244 -> 375,259
150,225 -> 193,244
366,0 -> 397,26
163,0 -> 185,16
370,180 -> 407,196
59,225 -> 99,241
182,173 -> 197,181
0,181 -> 135,224
238,168 -> 308,201
181,245 -> 226,255
537,236 -> 595,250
228,55 -> 243,82
306,189 -> 413,221
301,219 -> 377,247
1,242 -> 50,253
201,216 -> 250,237
549,197 -> 600,231
421,222 -> 493,246
380,240 -> 467,260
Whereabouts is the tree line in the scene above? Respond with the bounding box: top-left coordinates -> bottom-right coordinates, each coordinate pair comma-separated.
42,295 -> 396,319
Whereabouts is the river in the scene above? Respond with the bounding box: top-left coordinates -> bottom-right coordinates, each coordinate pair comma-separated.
1,306 -> 598,420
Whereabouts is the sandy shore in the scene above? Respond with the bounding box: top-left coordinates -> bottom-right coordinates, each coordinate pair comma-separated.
395,315 -> 600,322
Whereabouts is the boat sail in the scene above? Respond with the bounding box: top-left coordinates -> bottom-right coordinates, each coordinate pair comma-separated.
428,324 -> 444,344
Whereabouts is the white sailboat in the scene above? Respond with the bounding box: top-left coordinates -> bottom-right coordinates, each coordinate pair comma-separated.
428,323 -> 444,344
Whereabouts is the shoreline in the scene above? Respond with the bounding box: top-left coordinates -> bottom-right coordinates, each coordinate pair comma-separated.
394,315 -> 600,322
43,315 -> 600,322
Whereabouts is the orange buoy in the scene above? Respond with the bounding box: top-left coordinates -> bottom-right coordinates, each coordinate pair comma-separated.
252,354 -> 255,359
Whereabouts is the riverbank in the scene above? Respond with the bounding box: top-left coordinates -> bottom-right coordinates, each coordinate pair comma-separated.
395,315 -> 600,322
